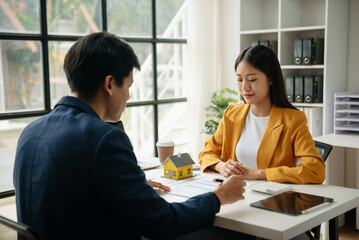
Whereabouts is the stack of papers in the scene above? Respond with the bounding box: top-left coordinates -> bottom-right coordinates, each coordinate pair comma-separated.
149,174 -> 221,198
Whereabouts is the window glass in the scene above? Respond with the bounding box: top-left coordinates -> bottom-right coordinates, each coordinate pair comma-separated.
158,102 -> 188,154
157,43 -> 187,99
47,0 -> 102,35
49,42 -> 153,106
0,0 -> 40,34
156,0 -> 186,38
128,43 -> 153,102
122,105 -> 154,156
49,41 -> 73,107
0,117 -> 37,192
0,40 -> 43,113
107,0 -> 151,37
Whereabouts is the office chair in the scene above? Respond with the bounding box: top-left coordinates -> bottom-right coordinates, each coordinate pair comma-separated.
313,140 -> 333,164
305,140 -> 333,240
0,215 -> 41,240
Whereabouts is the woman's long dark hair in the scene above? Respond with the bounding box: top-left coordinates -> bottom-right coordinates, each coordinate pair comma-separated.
234,45 -> 296,110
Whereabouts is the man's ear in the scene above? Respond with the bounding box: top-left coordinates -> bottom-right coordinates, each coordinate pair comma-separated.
104,75 -> 114,95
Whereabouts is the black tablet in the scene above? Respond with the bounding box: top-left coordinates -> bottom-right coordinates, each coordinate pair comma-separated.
250,191 -> 334,216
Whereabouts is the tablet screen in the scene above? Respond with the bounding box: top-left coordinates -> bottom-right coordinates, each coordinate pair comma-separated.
250,191 -> 333,216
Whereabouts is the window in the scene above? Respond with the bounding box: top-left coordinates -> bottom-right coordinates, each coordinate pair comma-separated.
0,0 -> 188,192
187,168 -> 191,175
173,171 -> 176,177
179,170 -> 183,176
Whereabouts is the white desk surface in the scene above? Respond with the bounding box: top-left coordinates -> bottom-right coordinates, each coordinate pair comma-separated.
315,133 -> 359,149
145,168 -> 359,240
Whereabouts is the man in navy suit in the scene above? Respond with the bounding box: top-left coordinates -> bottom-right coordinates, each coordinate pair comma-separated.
13,32 -> 246,240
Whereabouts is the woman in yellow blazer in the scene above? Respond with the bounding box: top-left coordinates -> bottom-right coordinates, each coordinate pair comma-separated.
198,45 -> 325,184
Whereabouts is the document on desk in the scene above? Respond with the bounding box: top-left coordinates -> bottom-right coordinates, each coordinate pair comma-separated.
149,174 -> 222,198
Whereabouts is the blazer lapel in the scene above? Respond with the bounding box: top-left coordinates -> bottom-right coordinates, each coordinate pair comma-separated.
226,104 -> 250,161
257,105 -> 283,168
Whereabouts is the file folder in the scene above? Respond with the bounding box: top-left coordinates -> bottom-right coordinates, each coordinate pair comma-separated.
251,40 -> 260,47
307,107 -> 323,137
304,75 -> 323,103
294,38 -> 303,65
303,38 -> 324,65
260,40 -> 278,56
286,76 -> 295,102
295,76 -> 304,103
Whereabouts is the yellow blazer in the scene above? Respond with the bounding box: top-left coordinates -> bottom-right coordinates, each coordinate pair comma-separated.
198,104 -> 325,184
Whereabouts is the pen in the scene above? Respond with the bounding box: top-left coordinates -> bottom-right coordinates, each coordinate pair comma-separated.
213,178 -> 224,183
301,202 -> 332,214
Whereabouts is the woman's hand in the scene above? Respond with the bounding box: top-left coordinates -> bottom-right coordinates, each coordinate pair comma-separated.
239,165 -> 267,180
213,160 -> 245,177
147,180 -> 171,195
213,160 -> 267,180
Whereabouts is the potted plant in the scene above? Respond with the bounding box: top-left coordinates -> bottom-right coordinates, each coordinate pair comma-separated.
203,88 -> 238,134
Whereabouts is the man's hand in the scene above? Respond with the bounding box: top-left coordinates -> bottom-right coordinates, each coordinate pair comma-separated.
212,175 -> 246,205
213,160 -> 245,177
147,180 -> 171,195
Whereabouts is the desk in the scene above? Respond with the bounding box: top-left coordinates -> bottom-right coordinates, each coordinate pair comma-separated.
145,168 -> 359,240
315,133 -> 359,229
315,133 -> 359,149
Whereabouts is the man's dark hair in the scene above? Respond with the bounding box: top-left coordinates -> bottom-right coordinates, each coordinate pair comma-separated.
234,45 -> 296,110
64,32 -> 140,99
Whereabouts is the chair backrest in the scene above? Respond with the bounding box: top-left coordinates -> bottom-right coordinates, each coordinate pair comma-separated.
0,215 -> 41,240
314,140 -> 333,162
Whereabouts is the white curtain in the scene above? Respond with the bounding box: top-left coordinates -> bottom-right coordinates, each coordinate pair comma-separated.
186,0 -> 222,162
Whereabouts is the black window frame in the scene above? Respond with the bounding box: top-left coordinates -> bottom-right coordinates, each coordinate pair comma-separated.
0,0 -> 188,156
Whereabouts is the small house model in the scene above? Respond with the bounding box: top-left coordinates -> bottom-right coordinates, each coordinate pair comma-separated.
163,153 -> 195,180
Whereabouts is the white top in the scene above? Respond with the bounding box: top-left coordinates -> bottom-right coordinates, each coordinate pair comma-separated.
235,108 -> 269,169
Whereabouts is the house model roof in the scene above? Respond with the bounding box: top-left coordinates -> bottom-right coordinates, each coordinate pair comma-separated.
164,153 -> 195,168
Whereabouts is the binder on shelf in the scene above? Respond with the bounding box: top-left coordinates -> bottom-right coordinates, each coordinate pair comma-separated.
308,108 -> 323,137
303,38 -> 324,65
294,76 -> 304,103
286,76 -> 295,102
304,76 -> 323,103
251,40 -> 260,47
301,107 -> 323,137
260,40 -> 278,56
294,38 -> 303,65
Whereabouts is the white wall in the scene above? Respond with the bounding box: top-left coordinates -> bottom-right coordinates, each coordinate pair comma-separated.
347,0 -> 359,92
220,0 -> 359,93
220,0 -> 240,91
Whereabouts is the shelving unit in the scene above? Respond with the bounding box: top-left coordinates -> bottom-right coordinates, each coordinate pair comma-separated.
239,0 -> 349,136
239,1 -> 352,237
334,92 -> 359,133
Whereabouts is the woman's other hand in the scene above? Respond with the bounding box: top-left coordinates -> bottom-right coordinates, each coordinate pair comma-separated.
213,160 -> 245,177
240,165 -> 267,180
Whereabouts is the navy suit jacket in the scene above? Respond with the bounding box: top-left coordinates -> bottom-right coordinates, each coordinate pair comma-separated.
13,96 -> 220,240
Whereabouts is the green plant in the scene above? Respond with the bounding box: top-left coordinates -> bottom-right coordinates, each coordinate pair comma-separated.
203,88 -> 238,134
